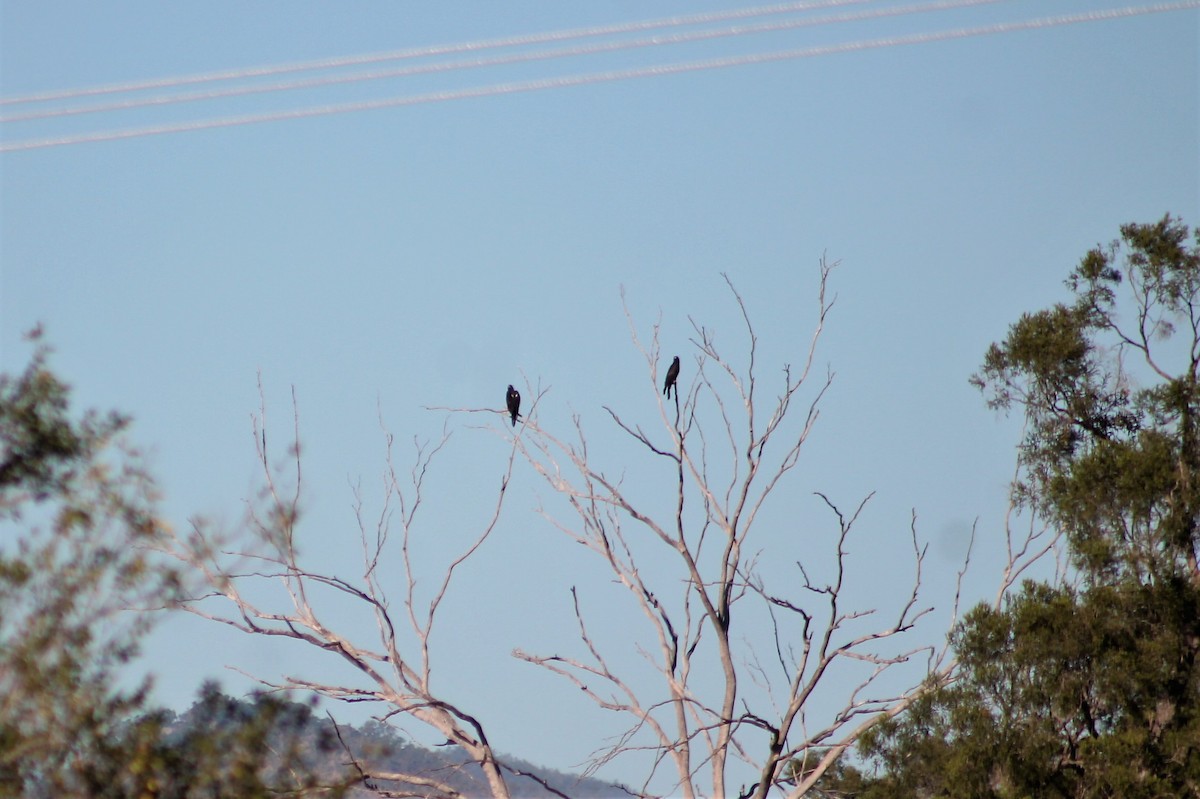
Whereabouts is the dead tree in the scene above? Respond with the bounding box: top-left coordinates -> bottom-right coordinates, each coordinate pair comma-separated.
165,384 -> 520,798
510,261 -> 1056,797
163,263 -> 1055,798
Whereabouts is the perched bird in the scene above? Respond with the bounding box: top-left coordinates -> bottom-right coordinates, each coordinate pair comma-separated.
506,384 -> 521,427
663,356 -> 680,399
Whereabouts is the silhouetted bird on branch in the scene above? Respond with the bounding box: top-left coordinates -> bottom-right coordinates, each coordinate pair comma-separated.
663,356 -> 680,400
506,385 -> 521,427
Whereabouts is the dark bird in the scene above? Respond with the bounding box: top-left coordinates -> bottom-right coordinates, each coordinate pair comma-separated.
506,384 -> 521,427
663,356 -> 680,400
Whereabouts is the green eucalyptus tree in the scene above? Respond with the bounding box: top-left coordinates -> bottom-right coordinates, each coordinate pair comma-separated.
0,328 -> 169,796
844,216 -> 1200,798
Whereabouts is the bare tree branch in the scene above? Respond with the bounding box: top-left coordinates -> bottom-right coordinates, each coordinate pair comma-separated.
508,260 -> 1051,797
166,385 -> 527,799
164,259 -> 1053,798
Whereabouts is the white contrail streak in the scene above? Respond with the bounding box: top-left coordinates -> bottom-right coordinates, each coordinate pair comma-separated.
0,0 -> 873,106
0,0 -> 1002,124
2,3 -> 1195,153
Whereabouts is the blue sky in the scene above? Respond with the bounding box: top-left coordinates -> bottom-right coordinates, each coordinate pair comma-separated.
2,0 -> 1198,790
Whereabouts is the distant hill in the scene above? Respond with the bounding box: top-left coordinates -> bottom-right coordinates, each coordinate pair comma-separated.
163,690 -> 629,798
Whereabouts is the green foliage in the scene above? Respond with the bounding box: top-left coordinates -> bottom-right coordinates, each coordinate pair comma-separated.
0,328 -> 124,505
12,682 -> 353,799
845,217 -> 1200,797
0,329 -> 172,796
108,684 -> 346,799
777,749 -> 878,799
0,331 -> 345,798
855,577 -> 1200,798
973,214 -> 1200,581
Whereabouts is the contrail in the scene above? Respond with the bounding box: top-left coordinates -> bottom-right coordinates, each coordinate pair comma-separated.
2,3 -> 1195,153
0,0 -> 874,106
0,0 -> 1002,124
